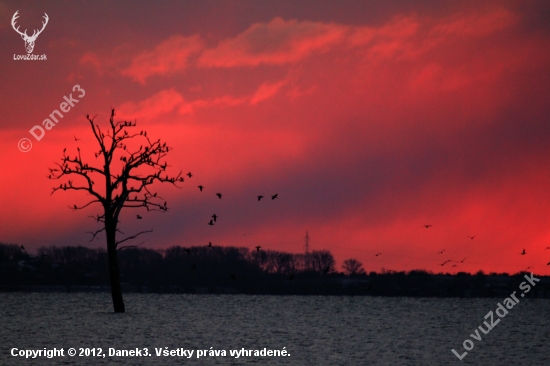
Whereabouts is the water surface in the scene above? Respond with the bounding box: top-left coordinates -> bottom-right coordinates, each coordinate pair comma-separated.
1,294 -> 548,365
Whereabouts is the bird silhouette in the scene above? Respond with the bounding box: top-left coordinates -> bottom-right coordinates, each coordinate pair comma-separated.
545,247 -> 550,250
212,214 -> 217,222
198,185 -> 204,191
375,253 -> 382,257
437,250 -> 445,254
460,257 -> 467,263
452,264 -> 457,267
440,260 -> 451,266
137,215 -> 142,219
20,245 -> 25,251
255,246 -> 261,252
216,193 -> 222,199
271,194 -> 278,200
547,262 -> 550,266
424,224 -> 432,228
230,274 -> 236,281
187,172 -> 192,178
208,242 -> 212,247
74,135 -> 81,141
208,220 -> 214,226
520,249 -> 526,255
257,195 -> 263,201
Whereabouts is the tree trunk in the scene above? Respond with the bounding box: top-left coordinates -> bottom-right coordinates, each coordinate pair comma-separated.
107,231 -> 125,313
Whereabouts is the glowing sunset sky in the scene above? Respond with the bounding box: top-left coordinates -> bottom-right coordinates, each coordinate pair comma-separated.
1,0 -> 550,274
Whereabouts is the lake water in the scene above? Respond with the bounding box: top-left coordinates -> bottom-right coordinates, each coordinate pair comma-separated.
1,294 -> 548,365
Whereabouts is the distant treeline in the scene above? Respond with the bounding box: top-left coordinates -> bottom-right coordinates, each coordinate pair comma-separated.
1,243 -> 549,297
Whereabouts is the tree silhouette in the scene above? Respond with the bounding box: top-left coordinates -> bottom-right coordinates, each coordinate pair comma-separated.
342,258 -> 366,276
49,109 -> 183,312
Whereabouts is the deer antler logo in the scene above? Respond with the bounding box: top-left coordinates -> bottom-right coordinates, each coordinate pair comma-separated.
11,10 -> 49,54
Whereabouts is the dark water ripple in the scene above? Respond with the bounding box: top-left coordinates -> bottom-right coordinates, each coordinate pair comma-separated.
1,294 -> 549,365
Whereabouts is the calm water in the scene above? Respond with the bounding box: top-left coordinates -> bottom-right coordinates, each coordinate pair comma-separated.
1,294 -> 548,365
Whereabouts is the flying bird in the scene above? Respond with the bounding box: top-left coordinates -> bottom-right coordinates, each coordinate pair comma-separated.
424,225 -> 432,228
375,253 -> 382,257
208,242 -> 212,247
271,194 -> 278,200
198,185 -> 204,191
257,195 -> 263,201
208,220 -> 214,226
452,264 -> 457,267
187,172 -> 192,178
437,250 -> 445,255
216,193 -> 222,199
547,262 -> 550,266
545,247 -> 550,250
520,249 -> 526,255
136,215 -> 142,219
255,246 -> 261,252
440,260 -> 451,266
460,258 -> 467,263
74,135 -> 81,141
212,214 -> 217,222
467,235 -> 476,240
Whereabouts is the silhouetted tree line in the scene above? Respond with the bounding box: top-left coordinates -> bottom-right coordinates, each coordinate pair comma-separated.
1,242 -> 549,297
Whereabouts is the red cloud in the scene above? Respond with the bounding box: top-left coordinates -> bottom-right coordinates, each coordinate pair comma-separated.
117,89 -> 186,121
80,51 -> 102,70
431,7 -> 517,37
122,35 -> 204,84
249,80 -> 287,105
118,78 -> 289,120
198,17 -> 347,67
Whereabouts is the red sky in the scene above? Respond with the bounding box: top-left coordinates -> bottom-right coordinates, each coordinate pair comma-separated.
1,0 -> 550,275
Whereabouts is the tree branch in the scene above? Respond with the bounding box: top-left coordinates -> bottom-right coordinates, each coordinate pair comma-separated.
115,229 -> 153,247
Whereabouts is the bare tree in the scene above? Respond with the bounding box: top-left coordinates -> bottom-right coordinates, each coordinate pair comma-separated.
307,250 -> 336,274
49,109 -> 183,312
342,258 -> 366,276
